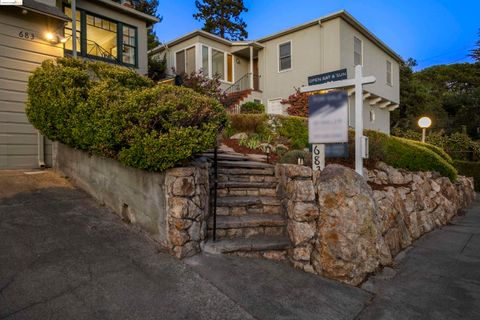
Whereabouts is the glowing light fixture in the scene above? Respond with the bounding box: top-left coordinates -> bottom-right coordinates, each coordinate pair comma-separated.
45,32 -> 55,41
418,116 -> 432,143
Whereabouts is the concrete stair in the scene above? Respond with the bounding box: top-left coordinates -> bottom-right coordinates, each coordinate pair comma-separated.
203,150 -> 290,259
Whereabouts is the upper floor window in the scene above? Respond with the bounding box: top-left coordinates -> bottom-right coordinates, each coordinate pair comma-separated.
386,60 -> 393,86
175,47 -> 195,74
63,6 -> 138,67
278,41 -> 292,71
354,36 -> 362,66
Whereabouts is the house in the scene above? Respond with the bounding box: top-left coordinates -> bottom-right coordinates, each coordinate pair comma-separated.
0,0 -> 158,169
149,10 -> 402,135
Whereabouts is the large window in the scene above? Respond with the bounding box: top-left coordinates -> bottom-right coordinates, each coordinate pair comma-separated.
386,60 -> 392,86
63,6 -> 138,67
202,45 -> 209,76
278,41 -> 292,71
175,47 -> 195,74
354,36 -> 362,66
212,49 -> 225,79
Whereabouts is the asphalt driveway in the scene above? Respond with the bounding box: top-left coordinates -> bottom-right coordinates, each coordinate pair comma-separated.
1,170 -> 479,320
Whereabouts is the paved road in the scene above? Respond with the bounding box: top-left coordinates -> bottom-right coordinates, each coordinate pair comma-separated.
0,170 -> 479,319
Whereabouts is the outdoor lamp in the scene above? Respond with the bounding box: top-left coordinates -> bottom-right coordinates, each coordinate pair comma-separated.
418,116 -> 432,143
45,32 -> 55,41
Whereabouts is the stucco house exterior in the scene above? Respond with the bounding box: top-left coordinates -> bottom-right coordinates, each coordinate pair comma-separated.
150,10 -> 402,135
0,0 -> 158,169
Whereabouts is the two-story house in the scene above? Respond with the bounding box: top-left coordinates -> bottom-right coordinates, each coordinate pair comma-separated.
150,10 -> 402,135
0,0 -> 158,169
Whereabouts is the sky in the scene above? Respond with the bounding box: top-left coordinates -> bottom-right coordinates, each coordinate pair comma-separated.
153,0 -> 480,71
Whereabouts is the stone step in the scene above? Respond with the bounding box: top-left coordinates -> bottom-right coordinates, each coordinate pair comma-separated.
217,196 -> 281,207
218,167 -> 275,176
217,160 -> 273,169
200,153 -> 251,162
217,181 -> 277,189
208,214 -> 286,229
203,235 -> 291,254
218,174 -> 278,184
218,187 -> 276,197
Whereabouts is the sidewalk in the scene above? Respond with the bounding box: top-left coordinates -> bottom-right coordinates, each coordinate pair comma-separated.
0,170 -> 479,319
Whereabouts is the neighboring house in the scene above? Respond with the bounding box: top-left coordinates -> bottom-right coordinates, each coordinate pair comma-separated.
150,10 -> 402,134
0,0 -> 158,169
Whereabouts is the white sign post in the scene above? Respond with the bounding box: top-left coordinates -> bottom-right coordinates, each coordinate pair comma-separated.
301,65 -> 376,176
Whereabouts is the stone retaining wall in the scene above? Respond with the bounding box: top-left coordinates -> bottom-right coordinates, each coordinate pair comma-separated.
277,162 -> 476,286
54,143 -> 209,259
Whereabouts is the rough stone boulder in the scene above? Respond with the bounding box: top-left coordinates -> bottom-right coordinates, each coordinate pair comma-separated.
313,164 -> 392,286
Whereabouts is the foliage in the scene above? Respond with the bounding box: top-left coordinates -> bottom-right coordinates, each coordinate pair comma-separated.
180,69 -> 228,105
240,101 -> 265,114
470,29 -> 480,62
281,87 -> 309,117
279,150 -> 311,166
392,128 -> 480,161
393,59 -> 480,139
147,54 -> 167,81
275,116 -> 308,149
131,0 -> 162,50
228,114 -> 269,134
454,160 -> 480,191
365,131 -> 458,181
27,58 -> 227,172
193,0 -> 248,41
239,135 -> 261,150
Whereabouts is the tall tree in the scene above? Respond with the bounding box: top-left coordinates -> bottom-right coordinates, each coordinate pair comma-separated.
131,0 -> 162,50
193,0 -> 248,41
469,29 -> 480,63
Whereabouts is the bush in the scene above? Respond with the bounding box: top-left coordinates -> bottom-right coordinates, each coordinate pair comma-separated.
454,160 -> 480,191
275,116 -> 308,149
409,140 -> 454,165
240,101 -> 265,114
279,150 -> 311,166
27,58 -> 227,172
228,114 -> 269,134
366,131 -> 458,181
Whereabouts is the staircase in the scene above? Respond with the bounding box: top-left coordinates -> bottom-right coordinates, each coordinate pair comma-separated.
224,89 -> 252,112
202,151 -> 290,260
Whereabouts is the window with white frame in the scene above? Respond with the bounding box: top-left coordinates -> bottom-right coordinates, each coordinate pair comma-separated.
386,60 -> 393,86
354,36 -> 362,66
212,49 -> 225,79
202,45 -> 209,76
278,41 -> 292,71
175,47 -> 195,74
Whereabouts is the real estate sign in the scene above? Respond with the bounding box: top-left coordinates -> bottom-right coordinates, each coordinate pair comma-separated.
308,69 -> 348,86
308,91 -> 349,144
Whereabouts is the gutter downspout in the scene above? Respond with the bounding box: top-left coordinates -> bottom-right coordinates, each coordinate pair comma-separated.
71,0 -> 77,58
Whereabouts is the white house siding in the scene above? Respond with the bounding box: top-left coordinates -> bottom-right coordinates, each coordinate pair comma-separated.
0,7 -> 64,169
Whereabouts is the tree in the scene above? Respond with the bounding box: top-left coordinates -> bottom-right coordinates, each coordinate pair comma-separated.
131,0 -> 162,50
469,29 -> 480,63
193,0 -> 248,41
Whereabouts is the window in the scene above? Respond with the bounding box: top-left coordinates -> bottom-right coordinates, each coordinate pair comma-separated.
175,50 -> 185,74
212,49 -> 224,79
86,14 -> 118,59
386,60 -> 392,86
279,41 -> 291,71
369,109 -> 375,123
202,45 -> 209,76
123,26 -> 136,65
354,36 -> 362,66
64,7 -> 80,52
63,6 -> 138,66
227,54 -> 233,82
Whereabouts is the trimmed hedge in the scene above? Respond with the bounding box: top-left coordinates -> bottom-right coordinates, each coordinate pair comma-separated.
240,101 -> 265,114
27,58 -> 227,172
408,140 -> 454,166
228,114 -> 269,134
366,131 -> 458,181
454,160 -> 480,191
275,115 -> 309,149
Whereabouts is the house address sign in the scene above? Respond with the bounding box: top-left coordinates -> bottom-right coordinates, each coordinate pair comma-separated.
308,68 -> 348,86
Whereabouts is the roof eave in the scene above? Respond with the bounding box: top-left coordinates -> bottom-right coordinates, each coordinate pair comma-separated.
95,0 -> 159,23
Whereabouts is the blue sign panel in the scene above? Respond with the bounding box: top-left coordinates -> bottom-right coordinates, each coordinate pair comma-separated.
308,68 -> 348,86
325,143 -> 349,158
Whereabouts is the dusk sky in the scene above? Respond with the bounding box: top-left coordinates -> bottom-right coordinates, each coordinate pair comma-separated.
154,0 -> 479,70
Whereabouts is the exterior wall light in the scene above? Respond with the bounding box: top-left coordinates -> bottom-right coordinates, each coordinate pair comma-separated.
44,32 -> 63,44
418,116 -> 432,143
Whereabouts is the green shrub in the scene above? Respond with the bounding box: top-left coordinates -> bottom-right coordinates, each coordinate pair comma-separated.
240,101 -> 265,114
365,131 -> 458,181
408,140 -> 454,165
279,150 -> 311,166
454,160 -> 480,191
228,114 -> 269,134
275,116 -> 308,149
27,58 -> 227,172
